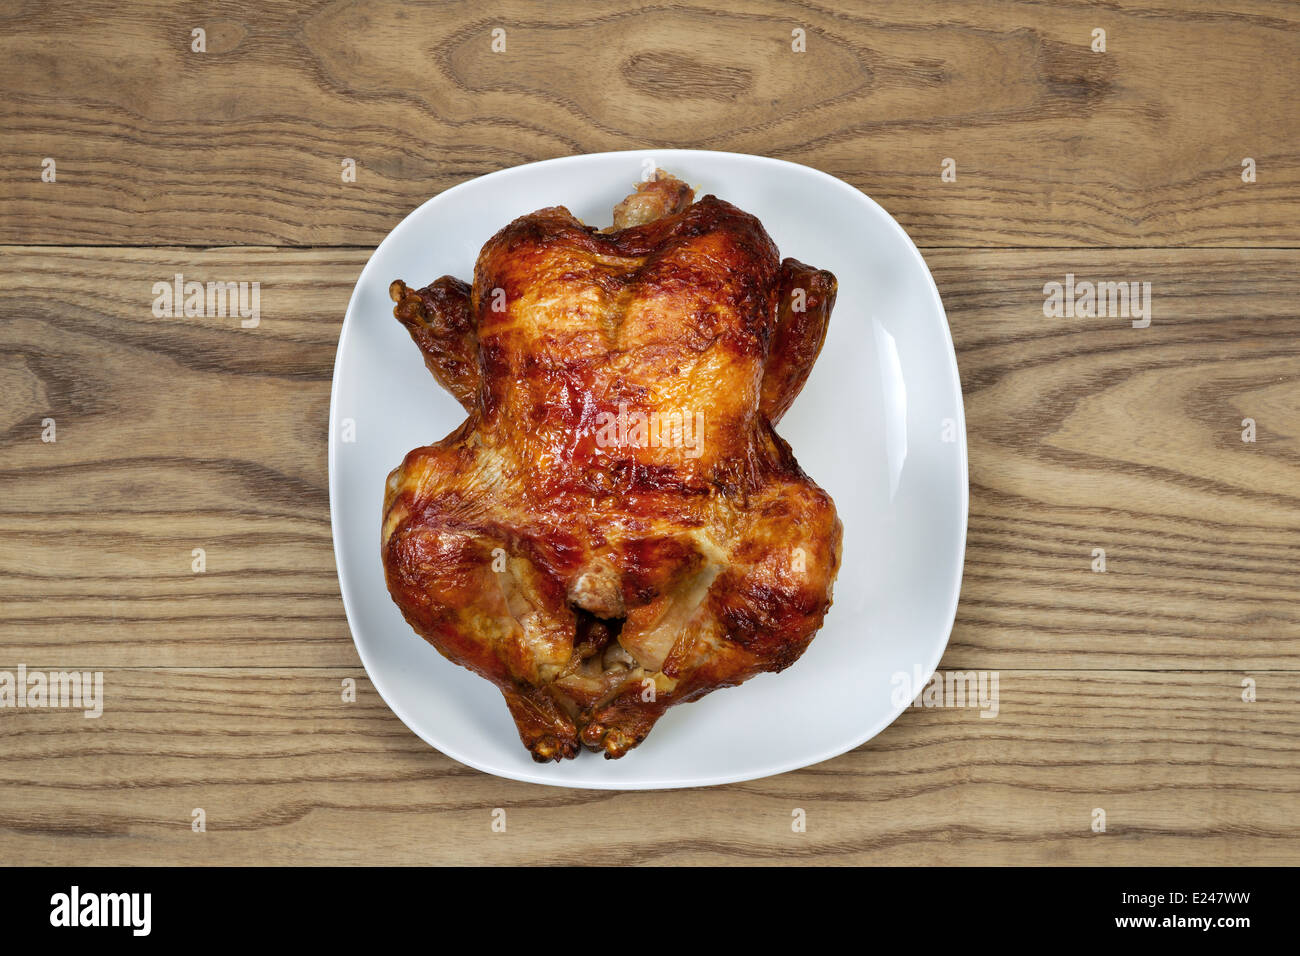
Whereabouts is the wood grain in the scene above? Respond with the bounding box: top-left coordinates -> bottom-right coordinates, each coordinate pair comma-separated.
1,247 -> 1295,669
0,669 -> 1293,865
941,249 -> 1300,669
0,1 -> 1296,866
1,0 -> 1297,247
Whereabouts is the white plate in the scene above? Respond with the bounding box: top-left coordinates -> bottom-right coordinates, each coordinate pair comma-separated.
329,150 -> 967,790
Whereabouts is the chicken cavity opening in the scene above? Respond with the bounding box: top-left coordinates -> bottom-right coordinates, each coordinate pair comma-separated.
572,606 -> 635,677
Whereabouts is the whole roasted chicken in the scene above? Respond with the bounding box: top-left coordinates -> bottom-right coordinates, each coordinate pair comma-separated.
383,172 -> 842,761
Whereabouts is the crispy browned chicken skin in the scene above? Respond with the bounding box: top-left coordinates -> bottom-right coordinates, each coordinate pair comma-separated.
384,172 -> 842,761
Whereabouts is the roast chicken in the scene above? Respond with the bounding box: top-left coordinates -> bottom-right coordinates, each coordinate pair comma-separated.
383,171 -> 842,761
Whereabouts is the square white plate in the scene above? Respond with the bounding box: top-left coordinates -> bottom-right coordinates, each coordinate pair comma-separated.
329,150 -> 968,789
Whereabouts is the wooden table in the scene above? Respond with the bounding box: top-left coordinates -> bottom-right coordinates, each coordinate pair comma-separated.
1,1 -> 1296,866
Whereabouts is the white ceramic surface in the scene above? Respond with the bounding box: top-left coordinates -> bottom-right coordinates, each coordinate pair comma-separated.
328,150 -> 968,789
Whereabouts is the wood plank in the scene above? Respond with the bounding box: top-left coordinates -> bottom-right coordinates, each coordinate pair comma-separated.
0,247 -> 358,666
939,248 -> 1300,668
1,246 -> 1296,668
1,0 -> 1296,247
0,668 -> 1292,865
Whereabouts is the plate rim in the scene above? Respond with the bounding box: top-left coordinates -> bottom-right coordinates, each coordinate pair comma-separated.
328,148 -> 969,790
